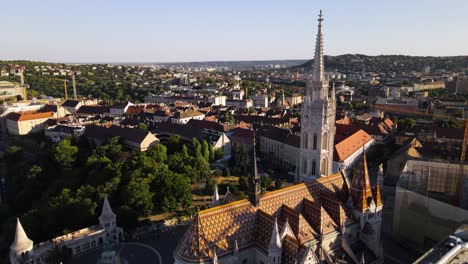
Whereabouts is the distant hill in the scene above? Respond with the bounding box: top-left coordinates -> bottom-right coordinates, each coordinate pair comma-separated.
295,54 -> 468,73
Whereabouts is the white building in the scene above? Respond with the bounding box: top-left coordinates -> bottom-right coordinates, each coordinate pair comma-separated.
10,196 -> 124,264
171,110 -> 205,124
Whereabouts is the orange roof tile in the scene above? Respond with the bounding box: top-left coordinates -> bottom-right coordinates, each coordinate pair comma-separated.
6,111 -> 54,122
334,129 -> 373,162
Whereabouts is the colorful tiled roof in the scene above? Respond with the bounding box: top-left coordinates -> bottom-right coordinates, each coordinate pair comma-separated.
176,172 -> 351,263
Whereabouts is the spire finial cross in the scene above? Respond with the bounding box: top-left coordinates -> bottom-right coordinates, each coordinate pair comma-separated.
318,10 -> 324,23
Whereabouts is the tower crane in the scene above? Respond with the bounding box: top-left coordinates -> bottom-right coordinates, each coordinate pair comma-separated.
53,78 -> 69,100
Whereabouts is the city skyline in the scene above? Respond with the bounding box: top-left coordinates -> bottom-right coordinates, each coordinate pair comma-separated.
1,0 -> 468,63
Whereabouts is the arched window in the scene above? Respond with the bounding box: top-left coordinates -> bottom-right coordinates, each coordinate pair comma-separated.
303,159 -> 307,174
321,158 -> 328,176
313,133 -> 318,150
312,160 -> 316,175
303,132 -> 308,148
322,132 -> 329,150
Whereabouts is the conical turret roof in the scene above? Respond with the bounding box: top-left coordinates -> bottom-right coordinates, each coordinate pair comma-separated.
10,218 -> 33,254
99,195 -> 116,222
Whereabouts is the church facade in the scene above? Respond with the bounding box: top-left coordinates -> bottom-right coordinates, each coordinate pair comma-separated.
174,11 -> 383,264
10,196 -> 123,264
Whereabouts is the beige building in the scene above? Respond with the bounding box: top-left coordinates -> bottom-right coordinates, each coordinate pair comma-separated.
5,111 -> 54,135
286,93 -> 303,106
413,80 -> 445,91
85,125 -> 160,151
0,81 -> 26,101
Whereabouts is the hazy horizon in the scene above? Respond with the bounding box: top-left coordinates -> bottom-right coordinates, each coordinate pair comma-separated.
2,0 -> 468,63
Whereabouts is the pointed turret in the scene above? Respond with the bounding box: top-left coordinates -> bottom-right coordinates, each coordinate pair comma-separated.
268,218 -> 282,264
280,218 -> 296,241
312,10 -> 325,82
375,164 -> 384,207
248,137 -> 261,207
350,152 -> 373,212
269,218 -> 282,249
211,184 -> 220,206
212,249 -> 218,264
10,218 -> 33,254
233,240 -> 240,262
99,195 -> 116,223
223,186 -> 231,204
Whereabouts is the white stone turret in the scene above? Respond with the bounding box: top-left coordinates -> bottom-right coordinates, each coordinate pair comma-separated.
99,196 -> 122,243
99,195 -> 116,230
233,240 -> 240,263
212,249 -> 218,264
10,218 -> 34,264
268,218 -> 282,264
211,184 -> 220,207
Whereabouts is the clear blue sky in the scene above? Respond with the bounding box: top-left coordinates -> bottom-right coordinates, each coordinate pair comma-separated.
1,0 -> 467,62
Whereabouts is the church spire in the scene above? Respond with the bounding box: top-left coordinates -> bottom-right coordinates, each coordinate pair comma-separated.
211,184 -> 220,206
270,218 -> 281,247
350,152 -> 373,212
99,195 -> 116,229
248,137 -> 261,207
10,218 -> 33,254
312,10 -> 325,82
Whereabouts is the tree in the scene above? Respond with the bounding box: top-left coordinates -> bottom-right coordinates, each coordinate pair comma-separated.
214,148 -> 224,161
149,144 -> 167,163
137,123 -> 148,131
152,170 -> 192,212
4,146 -> 24,163
396,118 -> 416,131
208,144 -> 215,162
122,179 -> 154,216
166,135 -> 181,154
230,149 -> 250,176
51,139 -> 78,168
201,140 -> 210,162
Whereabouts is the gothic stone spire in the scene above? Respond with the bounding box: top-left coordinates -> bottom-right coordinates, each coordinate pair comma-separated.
248,137 -> 261,207
312,10 -> 325,82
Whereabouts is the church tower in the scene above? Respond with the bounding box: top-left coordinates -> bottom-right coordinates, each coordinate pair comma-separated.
349,154 -> 383,258
297,10 -> 336,183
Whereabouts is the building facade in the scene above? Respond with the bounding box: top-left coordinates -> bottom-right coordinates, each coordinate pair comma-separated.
10,197 -> 123,264
297,11 -> 336,183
